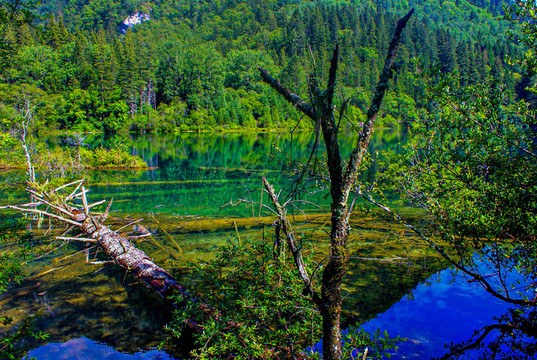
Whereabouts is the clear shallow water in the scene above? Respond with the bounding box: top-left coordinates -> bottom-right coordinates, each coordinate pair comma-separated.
3,131 -> 533,359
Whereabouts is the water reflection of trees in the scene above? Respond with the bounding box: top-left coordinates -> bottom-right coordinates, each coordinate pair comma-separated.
57,131 -> 407,217
84,130 -> 405,172
435,308 -> 537,360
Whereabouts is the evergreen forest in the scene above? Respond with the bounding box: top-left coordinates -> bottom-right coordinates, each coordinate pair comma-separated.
2,0 -> 537,359
0,0 -> 521,133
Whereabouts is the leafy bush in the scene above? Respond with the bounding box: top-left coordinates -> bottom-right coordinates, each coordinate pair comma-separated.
165,238 -> 322,359
0,216 -> 48,360
82,147 -> 146,168
164,236 -> 405,359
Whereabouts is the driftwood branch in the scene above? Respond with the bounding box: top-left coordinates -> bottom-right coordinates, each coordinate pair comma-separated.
262,177 -> 322,306
3,181 -> 207,331
2,204 -> 82,227
89,260 -> 115,266
56,236 -> 98,243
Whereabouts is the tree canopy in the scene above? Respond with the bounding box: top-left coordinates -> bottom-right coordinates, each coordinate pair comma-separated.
0,0 -> 522,133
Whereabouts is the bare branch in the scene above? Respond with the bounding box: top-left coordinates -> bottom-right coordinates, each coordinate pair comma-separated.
341,8 -> 414,202
262,177 -> 321,306
55,179 -> 85,193
257,67 -> 315,119
2,204 -> 82,227
347,256 -> 409,263
128,233 -> 152,240
0,201 -> 42,209
81,186 -> 99,228
100,198 -> 113,222
65,180 -> 85,201
88,261 -> 115,266
26,189 -> 75,218
326,44 -> 339,108
56,236 -> 98,243
115,218 -> 144,233
80,186 -> 91,219
88,199 -> 107,209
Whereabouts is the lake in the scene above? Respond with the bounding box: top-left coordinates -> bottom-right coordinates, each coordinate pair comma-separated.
0,131 -> 532,359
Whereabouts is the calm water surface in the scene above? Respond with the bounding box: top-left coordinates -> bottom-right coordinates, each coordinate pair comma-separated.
0,131 -> 530,359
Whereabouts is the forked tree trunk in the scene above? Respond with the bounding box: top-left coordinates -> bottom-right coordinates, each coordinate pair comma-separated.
258,9 -> 414,359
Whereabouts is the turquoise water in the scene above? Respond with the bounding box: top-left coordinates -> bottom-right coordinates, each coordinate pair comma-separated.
3,131 -> 533,359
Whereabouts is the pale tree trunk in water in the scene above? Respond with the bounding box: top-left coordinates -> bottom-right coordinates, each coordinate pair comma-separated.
258,9 -> 414,359
13,96 -> 37,184
1,180 -> 208,332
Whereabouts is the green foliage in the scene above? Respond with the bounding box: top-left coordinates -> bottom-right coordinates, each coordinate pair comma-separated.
0,0 -> 40,69
384,63 -> 537,297
0,0 -> 522,133
80,146 -> 147,168
0,316 -> 48,360
505,0 -> 537,92
0,216 -> 49,360
164,235 -> 406,359
0,130 -> 147,178
0,132 -> 22,168
342,327 -> 405,359
165,238 -> 323,359
0,218 -> 27,292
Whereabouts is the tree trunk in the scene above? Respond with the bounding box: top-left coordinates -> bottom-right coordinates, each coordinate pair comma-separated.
1,180 -> 204,330
321,213 -> 350,358
80,219 -> 189,299
258,9 -> 414,360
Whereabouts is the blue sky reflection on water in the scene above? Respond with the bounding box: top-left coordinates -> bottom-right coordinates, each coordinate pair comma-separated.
306,260 -> 532,359
28,337 -> 175,360
358,265 -> 522,359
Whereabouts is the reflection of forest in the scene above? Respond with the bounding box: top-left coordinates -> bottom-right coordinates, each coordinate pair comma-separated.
85,131 -> 406,216
1,131 -> 407,215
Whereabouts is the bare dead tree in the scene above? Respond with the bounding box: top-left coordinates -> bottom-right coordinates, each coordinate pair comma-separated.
258,9 -> 414,359
9,92 -> 39,183
0,180 -> 206,331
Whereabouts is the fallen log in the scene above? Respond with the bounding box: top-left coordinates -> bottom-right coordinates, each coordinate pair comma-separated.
0,180 -> 204,329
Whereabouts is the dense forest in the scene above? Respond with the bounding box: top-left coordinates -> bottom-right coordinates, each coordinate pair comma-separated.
0,0 -> 521,133
3,1 -> 537,359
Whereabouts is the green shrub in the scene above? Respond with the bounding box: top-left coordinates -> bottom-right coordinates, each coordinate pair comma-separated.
165,238 -> 322,359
